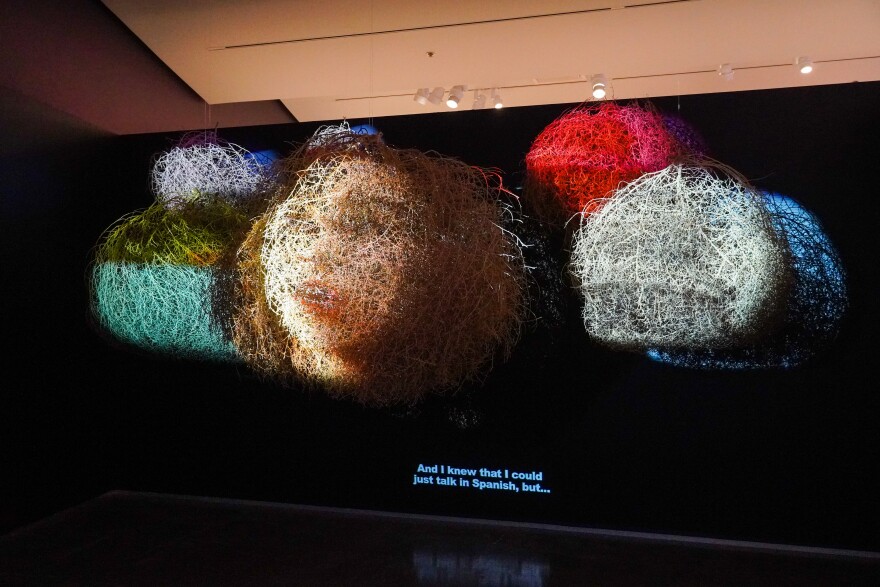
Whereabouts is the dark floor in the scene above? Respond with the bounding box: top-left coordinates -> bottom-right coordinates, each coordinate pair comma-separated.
0,492 -> 877,586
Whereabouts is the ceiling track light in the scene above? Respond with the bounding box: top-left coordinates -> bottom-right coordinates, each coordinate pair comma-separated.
414,88 -> 429,105
796,56 -> 813,74
427,87 -> 445,105
446,85 -> 466,108
591,74 -> 607,99
490,88 -> 503,109
718,63 -> 734,81
472,90 -> 486,110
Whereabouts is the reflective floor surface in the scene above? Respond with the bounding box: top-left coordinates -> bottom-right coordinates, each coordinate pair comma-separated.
1,491 -> 877,586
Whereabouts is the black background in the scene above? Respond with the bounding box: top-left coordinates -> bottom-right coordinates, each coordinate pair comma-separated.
2,82 -> 878,550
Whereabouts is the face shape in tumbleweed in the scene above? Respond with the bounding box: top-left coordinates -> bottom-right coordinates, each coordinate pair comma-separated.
259,146 -> 525,404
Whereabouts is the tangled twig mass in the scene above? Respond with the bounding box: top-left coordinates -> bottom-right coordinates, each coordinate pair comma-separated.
91,262 -> 238,361
151,134 -> 269,210
647,193 -> 846,368
571,165 -> 790,351
219,130 -> 527,403
525,102 -> 677,223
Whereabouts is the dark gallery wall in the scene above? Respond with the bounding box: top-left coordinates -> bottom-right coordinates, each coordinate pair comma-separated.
1,82 -> 879,552
0,98 -> 112,532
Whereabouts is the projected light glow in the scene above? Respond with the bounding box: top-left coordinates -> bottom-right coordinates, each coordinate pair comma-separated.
95,202 -> 249,266
647,193 -> 846,369
661,114 -> 708,158
92,262 -> 237,361
270,122 -> 386,190
571,165 -> 789,350
350,124 -> 379,136
91,126 -> 526,399
228,129 -> 525,404
247,149 -> 280,166
524,102 -> 676,222
90,194 -> 249,361
151,135 -> 268,209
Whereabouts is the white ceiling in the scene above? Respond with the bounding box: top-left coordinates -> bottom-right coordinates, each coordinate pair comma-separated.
103,0 -> 880,122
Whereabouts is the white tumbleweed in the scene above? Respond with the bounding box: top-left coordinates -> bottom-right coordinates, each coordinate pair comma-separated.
571,165 -> 788,350
152,142 -> 265,208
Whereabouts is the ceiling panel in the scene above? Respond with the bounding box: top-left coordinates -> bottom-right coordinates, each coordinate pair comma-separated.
102,0 -> 880,121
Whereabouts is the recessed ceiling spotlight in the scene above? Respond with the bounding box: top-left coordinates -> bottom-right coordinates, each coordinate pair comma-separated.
414,88 -> 429,105
591,74 -> 607,99
427,87 -> 445,105
472,90 -> 486,109
796,56 -> 813,74
718,63 -> 734,81
446,85 -> 466,108
490,89 -> 503,109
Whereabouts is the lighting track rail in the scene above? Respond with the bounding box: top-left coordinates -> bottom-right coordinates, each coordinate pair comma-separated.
210,0 -> 695,50
335,55 -> 880,103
